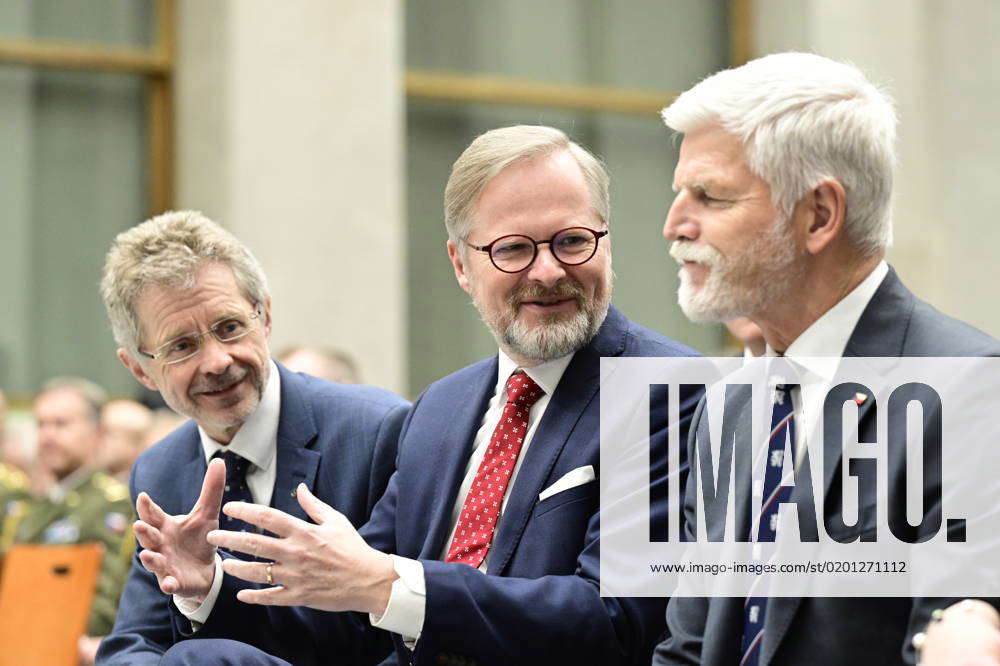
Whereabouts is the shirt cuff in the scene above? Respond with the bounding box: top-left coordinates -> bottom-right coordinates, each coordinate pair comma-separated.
370,555 -> 426,646
173,554 -> 224,630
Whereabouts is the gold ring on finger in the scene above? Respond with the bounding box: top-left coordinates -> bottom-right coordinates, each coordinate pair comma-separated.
265,563 -> 273,585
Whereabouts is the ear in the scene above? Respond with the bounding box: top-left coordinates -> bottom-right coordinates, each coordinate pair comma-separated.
117,348 -> 159,392
447,240 -> 472,295
260,297 -> 273,340
802,178 -> 847,255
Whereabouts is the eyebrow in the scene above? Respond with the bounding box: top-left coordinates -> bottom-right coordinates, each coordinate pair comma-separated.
672,181 -> 711,194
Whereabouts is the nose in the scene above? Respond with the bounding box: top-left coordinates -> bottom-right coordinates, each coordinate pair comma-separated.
197,334 -> 235,376
524,243 -> 568,287
663,191 -> 699,243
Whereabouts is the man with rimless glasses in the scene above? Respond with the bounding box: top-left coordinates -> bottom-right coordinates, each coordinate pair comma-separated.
95,212 -> 409,664
161,126 -> 701,666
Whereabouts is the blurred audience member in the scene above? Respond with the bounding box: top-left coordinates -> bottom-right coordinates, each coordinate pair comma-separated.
724,316 -> 766,358
277,344 -> 361,383
0,389 -> 29,508
140,409 -> 187,452
134,384 -> 169,412
100,399 -> 154,481
1,377 -> 133,663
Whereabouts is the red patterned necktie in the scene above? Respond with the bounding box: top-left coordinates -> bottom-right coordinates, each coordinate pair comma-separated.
445,371 -> 545,568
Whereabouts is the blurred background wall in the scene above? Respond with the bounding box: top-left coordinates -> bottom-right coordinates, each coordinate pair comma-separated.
175,0 -> 406,393
1,0 -> 997,405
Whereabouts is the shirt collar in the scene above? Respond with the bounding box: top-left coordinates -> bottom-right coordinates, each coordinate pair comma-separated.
496,348 -> 574,398
198,359 -> 281,471
768,260 -> 889,382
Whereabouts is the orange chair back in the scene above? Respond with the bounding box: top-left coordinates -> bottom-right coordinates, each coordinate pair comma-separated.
0,543 -> 103,666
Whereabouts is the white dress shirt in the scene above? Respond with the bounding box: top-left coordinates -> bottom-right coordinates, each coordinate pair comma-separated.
371,349 -> 574,643
174,360 -> 281,625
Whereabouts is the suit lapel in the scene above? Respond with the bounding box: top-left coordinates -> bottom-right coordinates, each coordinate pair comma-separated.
487,306 -> 629,575
419,358 -> 499,559
271,365 -> 320,523
815,268 -> 912,504
733,387 -> 755,539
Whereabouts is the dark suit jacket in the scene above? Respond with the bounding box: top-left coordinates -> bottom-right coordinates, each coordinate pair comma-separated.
654,267 -> 1000,666
96,363 -> 410,665
355,306 -> 701,666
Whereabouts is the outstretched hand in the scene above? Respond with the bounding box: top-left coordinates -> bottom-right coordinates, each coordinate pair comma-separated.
206,483 -> 397,615
133,457 -> 226,602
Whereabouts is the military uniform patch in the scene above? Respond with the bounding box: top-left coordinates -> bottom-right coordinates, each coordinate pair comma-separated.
104,512 -> 128,535
41,518 -> 80,543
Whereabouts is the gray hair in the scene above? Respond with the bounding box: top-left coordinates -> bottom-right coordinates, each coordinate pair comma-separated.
100,210 -> 270,353
443,125 -> 610,246
661,52 -> 897,257
38,376 -> 108,423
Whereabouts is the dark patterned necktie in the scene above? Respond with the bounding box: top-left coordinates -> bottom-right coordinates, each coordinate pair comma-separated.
212,449 -> 258,558
741,383 -> 796,666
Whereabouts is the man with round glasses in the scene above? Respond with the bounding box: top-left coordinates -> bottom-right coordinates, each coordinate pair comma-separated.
96,211 -> 409,663
165,126 -> 701,666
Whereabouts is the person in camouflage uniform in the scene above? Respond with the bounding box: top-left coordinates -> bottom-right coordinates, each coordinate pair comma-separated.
1,378 -> 133,644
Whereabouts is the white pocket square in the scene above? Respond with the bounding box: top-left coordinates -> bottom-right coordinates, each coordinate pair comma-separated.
538,465 -> 596,502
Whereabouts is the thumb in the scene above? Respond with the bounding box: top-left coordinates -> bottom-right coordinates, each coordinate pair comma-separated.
192,458 -> 226,519
296,483 -> 339,525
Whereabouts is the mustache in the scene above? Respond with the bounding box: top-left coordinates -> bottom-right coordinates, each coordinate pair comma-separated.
191,367 -> 248,395
669,241 -> 722,267
508,280 -> 585,306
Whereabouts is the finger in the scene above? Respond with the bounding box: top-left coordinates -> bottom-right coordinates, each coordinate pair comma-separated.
138,548 -> 168,576
207,529 -> 283,560
221,558 -> 274,586
132,521 -> 163,551
136,492 -> 169,528
138,551 -> 179,594
160,575 -> 180,595
222,501 -> 304,537
192,458 -> 226,519
296,483 -> 339,525
236,585 -> 296,607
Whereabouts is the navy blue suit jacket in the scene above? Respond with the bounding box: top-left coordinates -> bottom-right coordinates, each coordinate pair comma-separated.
654,268 -> 1000,666
356,306 -> 701,666
96,363 -> 410,665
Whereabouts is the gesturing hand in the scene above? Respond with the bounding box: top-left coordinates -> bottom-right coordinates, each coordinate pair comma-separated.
133,458 -> 226,603
206,483 -> 397,616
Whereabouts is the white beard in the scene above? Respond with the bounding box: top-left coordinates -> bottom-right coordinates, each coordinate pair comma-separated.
671,218 -> 801,323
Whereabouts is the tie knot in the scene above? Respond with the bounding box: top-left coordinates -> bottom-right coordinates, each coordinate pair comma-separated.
213,449 -> 250,478
505,372 -> 544,408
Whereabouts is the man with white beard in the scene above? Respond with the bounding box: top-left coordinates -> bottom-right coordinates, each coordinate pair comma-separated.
652,52 -> 1000,666
158,125 -> 702,666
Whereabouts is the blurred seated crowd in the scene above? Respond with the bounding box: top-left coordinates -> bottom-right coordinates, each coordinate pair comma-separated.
0,345 -> 357,664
